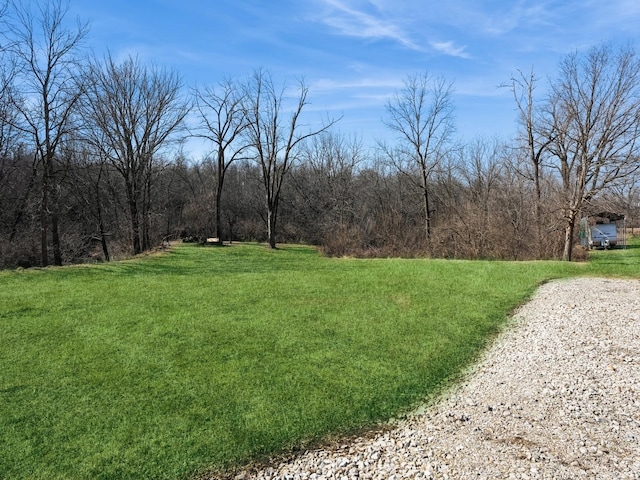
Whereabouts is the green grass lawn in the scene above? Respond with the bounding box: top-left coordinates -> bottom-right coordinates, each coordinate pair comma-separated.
0,241 -> 638,479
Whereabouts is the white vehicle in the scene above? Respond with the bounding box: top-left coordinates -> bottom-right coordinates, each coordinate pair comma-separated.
588,223 -> 617,249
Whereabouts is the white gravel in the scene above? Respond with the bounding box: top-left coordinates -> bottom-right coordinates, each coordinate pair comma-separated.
222,278 -> 640,480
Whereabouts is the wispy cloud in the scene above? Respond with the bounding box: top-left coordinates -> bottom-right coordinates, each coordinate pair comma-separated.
430,41 -> 471,59
306,73 -> 404,115
311,76 -> 403,93
575,0 -> 640,34
477,2 -> 552,35
314,0 -> 421,50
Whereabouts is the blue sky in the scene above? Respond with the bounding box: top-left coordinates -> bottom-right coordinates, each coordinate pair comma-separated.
68,0 -> 640,157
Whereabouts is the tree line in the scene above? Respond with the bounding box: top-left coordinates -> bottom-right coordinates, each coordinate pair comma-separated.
1,0 -> 639,268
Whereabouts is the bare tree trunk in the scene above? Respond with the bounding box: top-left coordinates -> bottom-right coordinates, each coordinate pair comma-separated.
126,182 -> 142,255
534,161 -> 543,256
215,186 -> 222,239
97,201 -> 110,261
562,213 -> 576,261
267,205 -> 277,249
40,181 -> 48,266
142,174 -> 151,251
94,163 -> 110,261
215,149 -> 224,239
51,209 -> 62,265
422,175 -> 431,245
48,159 -> 62,265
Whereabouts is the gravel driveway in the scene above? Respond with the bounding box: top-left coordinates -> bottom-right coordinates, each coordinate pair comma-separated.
221,277 -> 640,479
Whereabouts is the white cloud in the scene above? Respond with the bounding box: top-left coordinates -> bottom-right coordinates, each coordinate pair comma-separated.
430,41 -> 471,59
311,76 -> 403,93
476,2 -> 552,35
315,0 -> 422,50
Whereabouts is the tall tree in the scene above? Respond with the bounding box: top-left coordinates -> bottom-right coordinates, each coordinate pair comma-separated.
1,0 -> 89,266
382,71 -> 455,248
546,44 -> 640,260
242,69 -> 338,248
509,69 -> 555,255
80,54 -> 189,255
192,79 -> 248,241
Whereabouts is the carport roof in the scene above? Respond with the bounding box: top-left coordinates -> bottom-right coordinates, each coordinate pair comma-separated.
593,212 -> 625,221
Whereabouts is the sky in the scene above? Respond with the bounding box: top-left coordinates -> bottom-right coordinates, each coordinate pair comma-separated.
66,0 -> 640,158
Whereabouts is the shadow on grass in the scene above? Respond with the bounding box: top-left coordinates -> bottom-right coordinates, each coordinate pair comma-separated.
95,243 -> 324,278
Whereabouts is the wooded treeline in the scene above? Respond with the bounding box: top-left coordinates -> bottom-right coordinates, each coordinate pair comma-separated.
1,0 -> 639,268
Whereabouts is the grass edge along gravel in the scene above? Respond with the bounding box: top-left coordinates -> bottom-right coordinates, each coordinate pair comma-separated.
0,240 -> 638,480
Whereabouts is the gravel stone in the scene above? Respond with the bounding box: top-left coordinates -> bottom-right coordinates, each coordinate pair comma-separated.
218,278 -> 640,479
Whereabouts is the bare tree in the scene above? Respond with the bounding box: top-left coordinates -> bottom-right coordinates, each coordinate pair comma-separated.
509,69 -> 556,255
242,68 -> 338,248
80,54 -> 189,255
192,79 -> 249,241
65,143 -> 114,261
306,132 -> 363,229
0,82 -> 18,159
456,137 -> 505,257
285,132 -> 364,245
382,71 -> 455,248
546,44 -> 640,260
0,27 -> 18,160
1,0 -> 89,266
603,175 -> 640,231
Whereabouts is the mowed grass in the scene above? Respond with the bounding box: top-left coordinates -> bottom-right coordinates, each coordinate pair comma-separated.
0,241 -> 638,479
